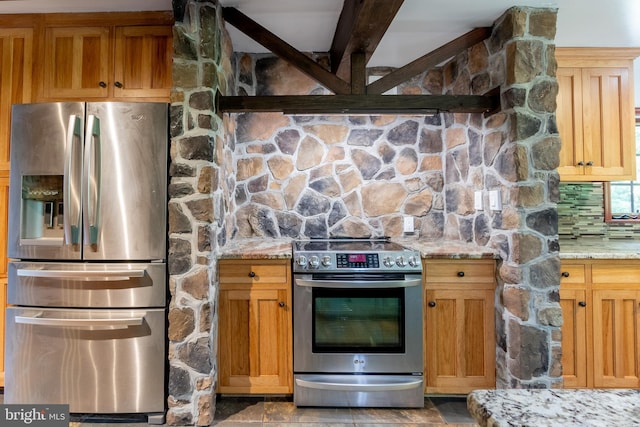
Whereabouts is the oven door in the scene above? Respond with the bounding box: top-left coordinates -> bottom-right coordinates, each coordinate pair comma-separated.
293,273 -> 423,374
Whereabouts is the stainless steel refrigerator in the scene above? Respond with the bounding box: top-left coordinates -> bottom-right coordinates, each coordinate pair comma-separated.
5,102 -> 168,424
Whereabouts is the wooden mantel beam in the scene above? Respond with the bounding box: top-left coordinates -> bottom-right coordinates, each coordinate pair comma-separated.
222,7 -> 352,95
216,90 -> 499,115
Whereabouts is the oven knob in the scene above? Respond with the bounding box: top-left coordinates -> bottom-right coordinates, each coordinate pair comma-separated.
383,256 -> 395,267
408,256 -> 419,267
395,256 -> 406,267
321,256 -> 332,267
308,256 -> 320,269
296,255 -> 308,267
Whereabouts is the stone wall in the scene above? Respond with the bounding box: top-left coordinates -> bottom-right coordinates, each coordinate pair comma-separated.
228,7 -> 563,388
168,1 -> 235,424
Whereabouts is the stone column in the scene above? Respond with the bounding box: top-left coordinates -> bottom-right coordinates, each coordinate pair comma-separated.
489,7 -> 563,388
168,0 -> 234,424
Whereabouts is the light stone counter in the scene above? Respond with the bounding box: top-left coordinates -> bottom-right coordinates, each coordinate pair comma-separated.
560,238 -> 640,259
218,238 -> 499,260
218,238 -> 293,259
393,238 -> 499,259
467,389 -> 640,427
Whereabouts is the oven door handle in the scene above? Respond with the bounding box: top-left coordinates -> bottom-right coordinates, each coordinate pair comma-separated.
295,278 -> 421,288
295,378 -> 422,392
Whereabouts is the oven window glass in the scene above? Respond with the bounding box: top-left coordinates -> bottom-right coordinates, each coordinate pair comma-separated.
312,287 -> 405,353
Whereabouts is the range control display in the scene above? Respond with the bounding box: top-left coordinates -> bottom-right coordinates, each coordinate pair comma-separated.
337,253 -> 379,268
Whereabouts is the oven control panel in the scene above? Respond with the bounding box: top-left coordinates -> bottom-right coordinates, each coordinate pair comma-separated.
293,251 -> 422,273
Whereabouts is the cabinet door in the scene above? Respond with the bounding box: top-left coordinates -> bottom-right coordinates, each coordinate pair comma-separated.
218,287 -> 292,394
113,26 -> 172,99
592,289 -> 640,388
43,27 -> 110,99
425,288 -> 495,393
581,67 -> 635,180
0,175 -> 8,278
556,67 -> 585,179
0,276 -> 5,387
560,288 -> 588,388
0,29 -> 33,171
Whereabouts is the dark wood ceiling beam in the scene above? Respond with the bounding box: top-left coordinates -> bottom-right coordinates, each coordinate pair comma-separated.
367,27 -> 492,95
330,0 -> 404,81
222,7 -> 351,95
216,91 -> 499,115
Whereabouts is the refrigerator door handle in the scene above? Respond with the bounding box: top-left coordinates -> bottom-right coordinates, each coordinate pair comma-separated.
16,268 -> 146,281
15,313 -> 145,330
64,114 -> 82,245
83,114 -> 101,247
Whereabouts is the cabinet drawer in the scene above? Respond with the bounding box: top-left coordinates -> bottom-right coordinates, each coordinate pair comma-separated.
592,264 -> 640,287
219,260 -> 289,286
560,264 -> 586,285
424,260 -> 495,284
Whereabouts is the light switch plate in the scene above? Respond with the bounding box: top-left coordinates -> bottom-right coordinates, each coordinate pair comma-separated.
474,191 -> 483,210
489,189 -> 502,211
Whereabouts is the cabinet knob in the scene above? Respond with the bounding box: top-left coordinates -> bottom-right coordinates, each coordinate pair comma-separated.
279,301 -> 285,308
577,161 -> 585,166
114,81 -> 123,88
578,301 -> 586,307
457,271 -> 465,277
561,271 -> 570,277
98,81 -> 107,88
428,301 -> 436,307
586,161 -> 593,166
248,271 -> 255,278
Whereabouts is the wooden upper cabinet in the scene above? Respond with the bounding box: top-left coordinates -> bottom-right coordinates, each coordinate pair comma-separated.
0,28 -> 33,171
556,48 -> 640,181
36,13 -> 173,102
113,26 -> 172,99
43,26 -> 110,99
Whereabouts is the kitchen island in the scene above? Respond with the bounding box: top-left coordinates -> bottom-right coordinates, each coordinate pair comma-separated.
467,389 -> 640,426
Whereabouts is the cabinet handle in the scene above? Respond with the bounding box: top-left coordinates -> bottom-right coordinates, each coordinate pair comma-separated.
457,271 -> 465,277
586,161 -> 593,166
577,161 -> 584,166
98,81 -> 107,88
114,81 -> 123,88
578,301 -> 586,307
428,301 -> 436,307
561,271 -> 570,277
279,301 -> 285,308
248,271 -> 255,278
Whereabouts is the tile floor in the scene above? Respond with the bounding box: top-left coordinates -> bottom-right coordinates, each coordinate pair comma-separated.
210,395 -> 477,426
1,392 -> 478,426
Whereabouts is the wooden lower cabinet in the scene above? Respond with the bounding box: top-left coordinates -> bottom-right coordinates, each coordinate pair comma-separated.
217,259 -> 292,394
561,259 -> 640,388
424,259 -> 496,394
592,289 -> 640,387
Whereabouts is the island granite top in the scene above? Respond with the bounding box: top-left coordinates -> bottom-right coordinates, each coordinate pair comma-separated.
467,389 -> 640,427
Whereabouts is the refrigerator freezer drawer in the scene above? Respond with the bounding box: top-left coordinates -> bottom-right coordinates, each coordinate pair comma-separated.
8,262 -> 166,308
5,307 -> 166,415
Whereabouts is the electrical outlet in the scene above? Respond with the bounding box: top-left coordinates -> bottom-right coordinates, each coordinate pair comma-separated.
403,216 -> 414,233
474,191 -> 483,210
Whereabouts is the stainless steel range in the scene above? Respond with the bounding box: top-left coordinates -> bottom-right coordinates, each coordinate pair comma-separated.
292,238 -> 424,408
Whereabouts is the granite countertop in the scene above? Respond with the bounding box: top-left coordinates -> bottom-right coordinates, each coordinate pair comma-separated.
217,238 -> 499,260
560,238 -> 640,259
218,238 -> 293,259
467,389 -> 640,427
